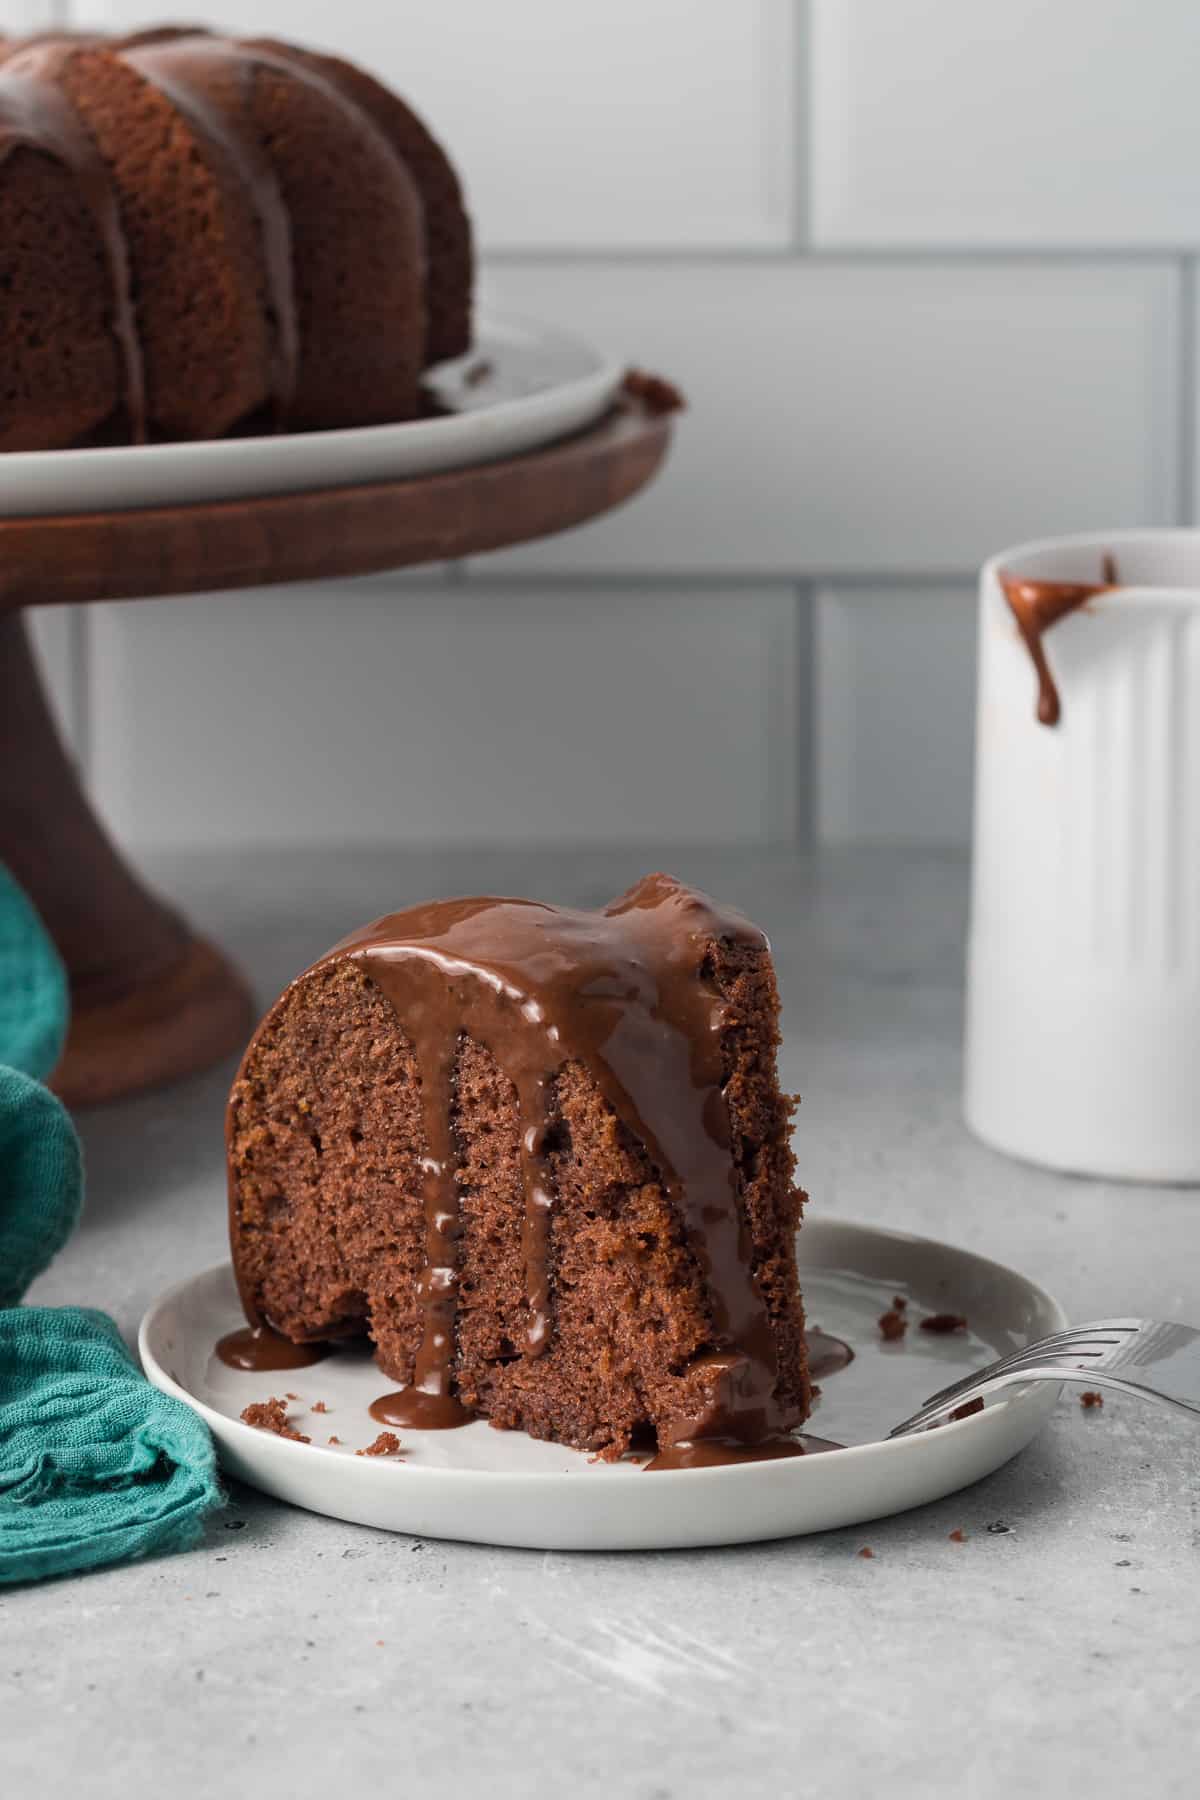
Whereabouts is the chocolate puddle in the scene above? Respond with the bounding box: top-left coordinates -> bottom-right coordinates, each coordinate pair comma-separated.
368,1387 -> 471,1430
645,1432 -> 843,1472
216,1324 -> 330,1372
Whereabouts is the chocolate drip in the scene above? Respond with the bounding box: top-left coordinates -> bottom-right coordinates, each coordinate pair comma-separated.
123,35 -> 300,426
645,1432 -> 843,1472
312,875 -> 788,1449
999,552 -> 1120,727
0,50 -> 146,441
368,1385 -> 469,1430
216,1323 -> 330,1372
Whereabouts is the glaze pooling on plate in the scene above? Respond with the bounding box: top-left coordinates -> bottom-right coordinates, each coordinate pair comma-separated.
140,1219 -> 1067,1550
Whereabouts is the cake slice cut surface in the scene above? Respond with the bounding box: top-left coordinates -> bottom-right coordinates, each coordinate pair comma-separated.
226,875 -> 808,1459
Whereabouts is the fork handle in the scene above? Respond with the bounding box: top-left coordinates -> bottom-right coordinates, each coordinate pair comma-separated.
890,1364 -> 1200,1438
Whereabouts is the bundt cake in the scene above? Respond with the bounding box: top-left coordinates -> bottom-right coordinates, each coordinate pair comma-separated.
0,24 -> 472,450
226,875 -> 810,1460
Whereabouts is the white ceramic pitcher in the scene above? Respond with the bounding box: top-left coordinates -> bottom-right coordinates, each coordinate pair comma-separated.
964,529 -> 1200,1182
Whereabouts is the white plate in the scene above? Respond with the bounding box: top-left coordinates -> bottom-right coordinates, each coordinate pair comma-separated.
139,1219 -> 1066,1551
0,312 -> 623,517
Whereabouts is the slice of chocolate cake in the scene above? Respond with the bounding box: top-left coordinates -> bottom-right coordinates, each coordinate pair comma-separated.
226,874 -> 809,1459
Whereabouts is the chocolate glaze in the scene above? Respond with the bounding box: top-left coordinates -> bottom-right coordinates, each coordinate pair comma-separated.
368,1387 -> 471,1430
999,552 -> 1119,727
123,34 -> 300,426
0,47 -> 146,440
805,1326 -> 854,1382
645,1432 -> 843,1472
216,1323 -> 330,1372
366,1311 -> 856,1438
259,874 -> 791,1450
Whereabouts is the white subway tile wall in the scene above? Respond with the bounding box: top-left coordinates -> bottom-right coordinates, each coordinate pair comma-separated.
810,0 -> 1200,249
476,261 -> 1178,577
2,0 -> 58,28
815,587 -> 978,845
85,0 -> 797,251
28,3 -> 1198,849
87,581 -> 804,851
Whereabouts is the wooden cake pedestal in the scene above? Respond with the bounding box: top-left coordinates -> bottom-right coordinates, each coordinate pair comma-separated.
0,404 -> 672,1106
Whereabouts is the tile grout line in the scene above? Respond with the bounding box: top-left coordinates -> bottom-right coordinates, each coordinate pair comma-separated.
482,245 -> 1197,268
794,580 -> 815,847
1176,255 -> 1196,528
63,606 -> 91,781
455,569 -> 976,593
790,0 -> 812,253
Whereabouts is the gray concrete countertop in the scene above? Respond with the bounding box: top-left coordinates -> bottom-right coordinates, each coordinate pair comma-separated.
6,846 -> 1198,1798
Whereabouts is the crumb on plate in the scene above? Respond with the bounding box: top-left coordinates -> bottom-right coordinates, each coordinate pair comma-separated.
240,1397 -> 311,1443
356,1431 -> 403,1458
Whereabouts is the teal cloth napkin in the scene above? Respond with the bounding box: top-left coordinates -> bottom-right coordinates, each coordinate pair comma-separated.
0,865 -> 223,1585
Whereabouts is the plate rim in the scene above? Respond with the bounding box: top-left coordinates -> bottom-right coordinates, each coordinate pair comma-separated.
1,309 -> 622,471
138,1216 -> 1068,1488
0,310 -> 628,518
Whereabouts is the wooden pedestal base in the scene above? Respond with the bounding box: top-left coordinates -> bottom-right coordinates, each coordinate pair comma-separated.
49,937 -> 255,1108
1,612 -> 254,1107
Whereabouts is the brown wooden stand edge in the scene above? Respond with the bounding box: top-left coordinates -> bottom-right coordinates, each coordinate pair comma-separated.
0,404 -> 672,612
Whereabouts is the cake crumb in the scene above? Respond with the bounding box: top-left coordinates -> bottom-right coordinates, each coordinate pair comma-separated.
948,1528 -> 967,1544
240,1397 -> 310,1443
948,1397 -> 984,1422
328,1435 -> 342,1445
857,1546 -> 876,1559
356,1431 -> 403,1458
622,368 -> 686,415
284,1391 -> 299,1401
892,1295 -> 908,1311
1080,1390 -> 1104,1409
920,1313 -> 968,1334
878,1307 -> 908,1342
311,1400 -> 329,1414
463,358 -> 493,387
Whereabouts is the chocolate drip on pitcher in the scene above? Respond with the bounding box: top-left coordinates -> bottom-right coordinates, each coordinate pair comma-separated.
320,875 -> 789,1448
999,552 -> 1121,727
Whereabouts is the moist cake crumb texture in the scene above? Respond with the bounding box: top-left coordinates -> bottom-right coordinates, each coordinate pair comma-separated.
226,874 -> 809,1459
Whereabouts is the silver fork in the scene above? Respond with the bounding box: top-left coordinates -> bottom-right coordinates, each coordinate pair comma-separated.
889,1318 -> 1200,1437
